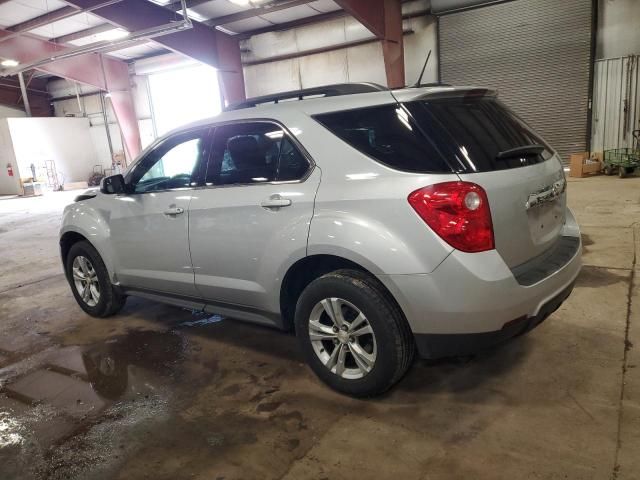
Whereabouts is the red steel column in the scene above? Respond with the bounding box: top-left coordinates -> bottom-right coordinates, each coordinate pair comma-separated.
0,29 -> 142,158
335,0 -> 405,88
215,31 -> 246,105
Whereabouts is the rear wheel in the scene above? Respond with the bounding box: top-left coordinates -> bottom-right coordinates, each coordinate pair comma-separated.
65,241 -> 126,317
603,164 -> 613,176
294,269 -> 414,397
619,166 -> 627,178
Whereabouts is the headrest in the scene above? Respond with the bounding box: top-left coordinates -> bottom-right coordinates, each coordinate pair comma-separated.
228,135 -> 262,169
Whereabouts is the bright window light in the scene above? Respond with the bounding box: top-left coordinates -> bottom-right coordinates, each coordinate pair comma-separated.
1,59 -> 19,67
148,64 -> 222,136
95,28 -> 129,42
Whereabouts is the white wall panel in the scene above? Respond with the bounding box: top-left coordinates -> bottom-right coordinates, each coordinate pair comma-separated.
7,117 -> 100,185
343,16 -> 374,42
591,55 -> 640,153
596,0 -> 640,60
242,11 -> 437,97
346,42 -> 387,85
0,119 -> 21,195
243,59 -> 301,98
0,105 -> 26,118
404,16 -> 438,85
244,29 -> 298,61
299,49 -> 349,88
294,17 -> 347,52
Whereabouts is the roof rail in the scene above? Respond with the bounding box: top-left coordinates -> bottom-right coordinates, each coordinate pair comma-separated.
226,82 -> 388,111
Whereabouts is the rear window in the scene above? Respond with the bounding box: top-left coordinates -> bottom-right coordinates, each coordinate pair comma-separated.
313,104 -> 452,173
405,97 -> 554,172
314,97 -> 554,174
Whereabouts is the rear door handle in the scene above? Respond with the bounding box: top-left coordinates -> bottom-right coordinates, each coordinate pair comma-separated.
164,207 -> 185,216
261,195 -> 292,209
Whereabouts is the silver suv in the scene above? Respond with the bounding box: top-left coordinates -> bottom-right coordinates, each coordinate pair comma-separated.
60,83 -> 582,396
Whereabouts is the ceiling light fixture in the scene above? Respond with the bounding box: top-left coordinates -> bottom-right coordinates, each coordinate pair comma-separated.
1,59 -> 19,67
95,28 -> 130,42
228,0 -> 251,5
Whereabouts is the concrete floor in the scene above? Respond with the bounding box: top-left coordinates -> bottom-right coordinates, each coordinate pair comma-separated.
0,176 -> 638,480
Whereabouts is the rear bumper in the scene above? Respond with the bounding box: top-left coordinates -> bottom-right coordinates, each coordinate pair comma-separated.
376,209 -> 581,357
413,280 -> 575,358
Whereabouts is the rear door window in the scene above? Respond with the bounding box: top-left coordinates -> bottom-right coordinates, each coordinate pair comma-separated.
405,97 -> 554,172
313,104 -> 452,173
206,122 -> 310,186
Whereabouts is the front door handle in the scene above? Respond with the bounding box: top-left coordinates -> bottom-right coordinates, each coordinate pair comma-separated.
261,195 -> 292,209
164,206 -> 185,216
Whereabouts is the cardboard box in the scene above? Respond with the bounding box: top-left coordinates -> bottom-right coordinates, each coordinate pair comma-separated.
569,152 -> 601,178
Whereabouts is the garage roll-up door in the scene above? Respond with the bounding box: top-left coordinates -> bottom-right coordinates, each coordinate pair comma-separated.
438,0 -> 593,163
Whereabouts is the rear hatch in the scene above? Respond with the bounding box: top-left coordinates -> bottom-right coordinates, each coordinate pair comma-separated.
403,91 -> 567,268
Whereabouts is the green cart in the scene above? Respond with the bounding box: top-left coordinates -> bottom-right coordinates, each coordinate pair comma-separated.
603,130 -> 640,178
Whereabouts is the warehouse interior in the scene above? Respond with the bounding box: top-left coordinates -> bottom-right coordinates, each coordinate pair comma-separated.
0,0 -> 640,478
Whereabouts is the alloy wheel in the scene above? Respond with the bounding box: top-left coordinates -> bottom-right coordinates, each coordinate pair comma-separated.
308,298 -> 377,380
72,255 -> 100,307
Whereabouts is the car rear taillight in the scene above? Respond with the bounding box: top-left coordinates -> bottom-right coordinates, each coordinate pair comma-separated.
408,182 -> 494,253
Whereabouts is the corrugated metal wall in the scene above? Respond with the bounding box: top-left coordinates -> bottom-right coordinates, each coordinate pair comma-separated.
438,0 -> 593,163
591,55 -> 640,153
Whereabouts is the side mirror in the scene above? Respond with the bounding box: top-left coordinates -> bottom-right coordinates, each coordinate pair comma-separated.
100,174 -> 127,195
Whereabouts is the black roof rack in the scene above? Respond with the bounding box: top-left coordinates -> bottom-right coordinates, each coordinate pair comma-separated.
226,82 -> 388,111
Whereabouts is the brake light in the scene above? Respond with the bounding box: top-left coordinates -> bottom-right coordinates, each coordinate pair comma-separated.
408,181 -> 494,253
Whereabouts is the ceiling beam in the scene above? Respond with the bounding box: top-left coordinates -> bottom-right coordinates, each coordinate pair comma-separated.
0,28 -> 142,156
7,6 -> 79,34
205,0 -> 316,26
166,0 -> 212,10
51,0 -> 209,44
334,0 -> 386,37
51,23 -> 116,44
62,1 -> 221,70
62,0 -> 246,102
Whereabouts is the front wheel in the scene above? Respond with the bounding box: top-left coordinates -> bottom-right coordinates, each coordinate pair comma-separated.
294,269 -> 414,397
65,241 -> 126,317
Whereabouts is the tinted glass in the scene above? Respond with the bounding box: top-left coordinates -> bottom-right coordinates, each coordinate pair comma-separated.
405,97 -> 554,172
277,137 -> 310,181
130,131 -> 205,193
314,104 -> 451,173
207,123 -> 309,185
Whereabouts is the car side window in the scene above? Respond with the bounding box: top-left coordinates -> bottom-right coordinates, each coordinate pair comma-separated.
206,123 -> 309,186
277,137 -> 310,181
129,130 -> 207,193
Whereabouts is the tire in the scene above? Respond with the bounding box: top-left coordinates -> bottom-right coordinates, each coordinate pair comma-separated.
294,269 -> 415,397
603,164 -> 613,176
619,166 -> 627,178
65,240 -> 126,317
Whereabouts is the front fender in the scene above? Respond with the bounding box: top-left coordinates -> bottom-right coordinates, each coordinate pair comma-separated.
60,200 -> 117,282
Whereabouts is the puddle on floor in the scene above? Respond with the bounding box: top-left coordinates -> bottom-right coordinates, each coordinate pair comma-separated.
178,314 -> 225,328
0,328 -> 191,479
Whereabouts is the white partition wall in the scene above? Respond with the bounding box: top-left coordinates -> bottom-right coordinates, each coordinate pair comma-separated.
5,117 -> 101,192
0,119 -> 21,196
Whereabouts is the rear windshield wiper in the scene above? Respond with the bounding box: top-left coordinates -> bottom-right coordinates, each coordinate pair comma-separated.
496,144 -> 545,160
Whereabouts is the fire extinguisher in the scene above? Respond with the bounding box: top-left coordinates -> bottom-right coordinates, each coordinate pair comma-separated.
6,163 -> 13,177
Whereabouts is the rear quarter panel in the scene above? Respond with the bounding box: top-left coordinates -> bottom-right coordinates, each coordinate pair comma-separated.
298,120 -> 457,274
